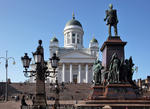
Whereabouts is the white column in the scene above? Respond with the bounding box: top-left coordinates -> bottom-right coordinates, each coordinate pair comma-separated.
70,64 -> 72,82
85,64 -> 88,83
62,63 -> 65,82
78,64 -> 81,83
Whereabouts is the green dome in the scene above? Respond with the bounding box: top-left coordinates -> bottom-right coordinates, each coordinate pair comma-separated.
66,19 -> 82,28
90,38 -> 98,43
51,37 -> 58,42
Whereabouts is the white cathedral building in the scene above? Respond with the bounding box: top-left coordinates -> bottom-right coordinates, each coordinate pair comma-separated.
30,14 -> 99,83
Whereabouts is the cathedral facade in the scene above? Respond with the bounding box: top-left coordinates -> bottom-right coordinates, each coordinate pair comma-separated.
49,15 -> 99,83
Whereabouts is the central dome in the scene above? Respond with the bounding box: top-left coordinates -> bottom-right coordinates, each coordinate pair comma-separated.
65,13 -> 82,28
66,19 -> 82,27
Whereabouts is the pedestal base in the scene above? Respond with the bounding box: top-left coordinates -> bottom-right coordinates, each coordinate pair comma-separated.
75,99 -> 150,109
104,83 -> 138,99
89,85 -> 104,100
89,83 -> 140,100
76,83 -> 150,109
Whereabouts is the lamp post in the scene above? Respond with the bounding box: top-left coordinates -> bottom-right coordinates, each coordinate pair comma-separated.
21,40 -> 60,109
50,53 -> 60,109
0,51 -> 15,101
53,78 -> 60,109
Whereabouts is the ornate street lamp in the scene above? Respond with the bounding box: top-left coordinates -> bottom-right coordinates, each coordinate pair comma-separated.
0,51 -> 15,101
21,53 -> 36,77
50,53 -> 60,74
21,53 -> 31,70
21,40 -> 60,109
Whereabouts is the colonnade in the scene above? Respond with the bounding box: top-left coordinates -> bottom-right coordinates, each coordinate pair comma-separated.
62,63 -> 89,83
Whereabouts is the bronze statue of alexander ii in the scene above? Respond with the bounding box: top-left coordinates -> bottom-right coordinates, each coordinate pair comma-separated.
104,4 -> 118,36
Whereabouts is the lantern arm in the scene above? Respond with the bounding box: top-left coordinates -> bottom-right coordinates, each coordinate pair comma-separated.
47,74 -> 57,78
24,72 -> 32,78
45,70 -> 57,78
44,61 -> 58,78
23,69 -> 36,78
45,74 -> 57,78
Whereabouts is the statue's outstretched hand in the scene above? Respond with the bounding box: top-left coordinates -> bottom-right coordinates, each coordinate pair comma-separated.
104,18 -> 106,21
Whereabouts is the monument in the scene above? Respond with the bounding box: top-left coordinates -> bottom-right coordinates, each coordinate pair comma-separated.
104,4 -> 118,36
75,4 -> 150,109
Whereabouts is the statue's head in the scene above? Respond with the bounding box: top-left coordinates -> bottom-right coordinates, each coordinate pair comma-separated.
109,4 -> 113,9
97,60 -> 100,63
95,59 -> 100,64
125,59 -> 129,64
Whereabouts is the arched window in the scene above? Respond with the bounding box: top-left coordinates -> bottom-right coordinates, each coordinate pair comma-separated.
72,33 -> 75,43
77,34 -> 80,44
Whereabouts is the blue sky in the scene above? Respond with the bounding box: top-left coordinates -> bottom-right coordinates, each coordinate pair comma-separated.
0,0 -> 150,82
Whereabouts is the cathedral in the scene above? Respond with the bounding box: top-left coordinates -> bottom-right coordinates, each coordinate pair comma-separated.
30,14 -> 99,83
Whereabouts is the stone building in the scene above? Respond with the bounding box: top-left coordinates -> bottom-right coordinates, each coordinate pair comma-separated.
137,76 -> 150,91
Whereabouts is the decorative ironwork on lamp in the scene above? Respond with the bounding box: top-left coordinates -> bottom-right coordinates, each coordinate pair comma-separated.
50,53 -> 60,75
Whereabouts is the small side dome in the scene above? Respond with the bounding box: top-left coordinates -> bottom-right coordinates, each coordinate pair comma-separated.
50,37 -> 58,42
89,37 -> 99,48
90,37 -> 98,43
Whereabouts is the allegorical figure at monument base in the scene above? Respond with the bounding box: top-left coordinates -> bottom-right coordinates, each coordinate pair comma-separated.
108,53 -> 121,83
93,59 -> 103,85
104,4 -> 118,36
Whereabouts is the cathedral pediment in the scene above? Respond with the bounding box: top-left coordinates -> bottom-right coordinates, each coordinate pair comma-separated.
59,51 -> 94,59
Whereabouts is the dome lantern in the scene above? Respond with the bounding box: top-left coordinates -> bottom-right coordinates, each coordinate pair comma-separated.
65,13 -> 82,28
